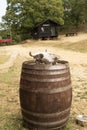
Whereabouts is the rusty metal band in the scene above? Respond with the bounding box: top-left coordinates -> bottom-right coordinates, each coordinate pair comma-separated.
23,115 -> 69,127
22,69 -> 69,75
23,61 -> 69,70
21,75 -> 70,82
20,84 -> 71,93
24,122 -> 67,130
21,107 -> 70,118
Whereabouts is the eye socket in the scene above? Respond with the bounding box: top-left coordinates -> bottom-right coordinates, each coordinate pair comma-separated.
39,54 -> 43,58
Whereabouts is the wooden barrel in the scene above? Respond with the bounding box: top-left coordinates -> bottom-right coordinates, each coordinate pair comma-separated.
19,60 -> 72,130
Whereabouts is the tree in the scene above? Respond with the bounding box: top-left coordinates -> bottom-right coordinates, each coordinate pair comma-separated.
62,0 -> 87,31
2,0 -> 64,40
70,0 -> 86,28
62,0 -> 72,30
0,22 -> 11,39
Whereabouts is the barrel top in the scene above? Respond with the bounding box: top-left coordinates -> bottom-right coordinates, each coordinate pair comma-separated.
22,60 -> 69,70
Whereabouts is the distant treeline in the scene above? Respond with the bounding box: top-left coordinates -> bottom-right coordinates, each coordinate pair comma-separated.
0,0 -> 87,41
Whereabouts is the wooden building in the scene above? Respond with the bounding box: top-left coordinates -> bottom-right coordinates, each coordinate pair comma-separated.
32,19 -> 60,39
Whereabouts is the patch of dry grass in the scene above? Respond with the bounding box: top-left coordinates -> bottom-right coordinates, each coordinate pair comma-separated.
0,56 -> 25,130
54,40 -> 87,53
21,39 -> 87,53
0,55 -> 10,64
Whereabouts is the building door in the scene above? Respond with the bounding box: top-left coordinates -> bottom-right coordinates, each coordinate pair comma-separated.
40,24 -> 50,37
51,26 -> 56,36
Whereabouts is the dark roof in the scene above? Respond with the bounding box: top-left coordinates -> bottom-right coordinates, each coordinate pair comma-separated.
34,19 -> 60,28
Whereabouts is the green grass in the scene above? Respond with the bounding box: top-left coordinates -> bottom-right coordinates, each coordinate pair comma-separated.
0,113 -> 26,130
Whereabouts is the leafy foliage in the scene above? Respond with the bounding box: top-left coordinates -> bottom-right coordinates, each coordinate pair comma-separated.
0,0 -> 87,41
2,0 -> 64,41
62,0 -> 87,31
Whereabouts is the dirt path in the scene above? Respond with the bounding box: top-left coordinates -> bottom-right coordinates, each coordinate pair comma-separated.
0,44 -> 87,66
0,51 -> 18,72
0,32 -> 87,71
